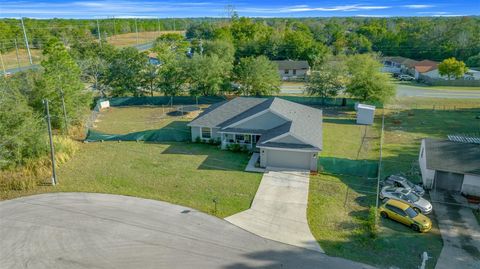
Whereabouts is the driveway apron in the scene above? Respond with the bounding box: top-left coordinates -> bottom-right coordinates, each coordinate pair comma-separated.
226,168 -> 323,252
433,192 -> 480,269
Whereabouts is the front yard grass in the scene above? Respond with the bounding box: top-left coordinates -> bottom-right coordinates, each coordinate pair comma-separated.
92,106 -> 197,134
308,97 -> 479,269
308,173 -> 443,269
1,141 -> 262,218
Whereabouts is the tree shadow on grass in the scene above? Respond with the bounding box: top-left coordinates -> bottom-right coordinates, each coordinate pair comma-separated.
86,121 -> 191,142
160,142 -> 252,172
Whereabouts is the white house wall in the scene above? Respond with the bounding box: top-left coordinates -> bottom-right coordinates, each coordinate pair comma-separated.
419,140 -> 435,189
190,126 -> 220,142
191,126 -> 200,142
461,174 -> 480,196
232,111 -> 287,130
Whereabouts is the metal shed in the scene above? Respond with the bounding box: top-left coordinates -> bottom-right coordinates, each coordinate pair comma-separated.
356,104 -> 375,125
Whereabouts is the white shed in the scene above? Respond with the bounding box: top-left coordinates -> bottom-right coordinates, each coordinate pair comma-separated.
356,104 -> 375,125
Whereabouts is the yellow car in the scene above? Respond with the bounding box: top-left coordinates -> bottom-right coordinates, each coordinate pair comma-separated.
379,199 -> 432,232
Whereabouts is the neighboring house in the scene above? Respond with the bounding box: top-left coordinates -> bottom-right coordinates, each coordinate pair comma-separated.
419,137 -> 480,197
382,56 -> 418,75
414,60 -> 442,79
464,69 -> 480,80
188,97 -> 322,171
274,60 -> 310,81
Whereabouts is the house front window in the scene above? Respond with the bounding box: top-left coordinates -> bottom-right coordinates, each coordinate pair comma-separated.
293,69 -> 297,75
201,127 -> 211,139
284,69 -> 289,74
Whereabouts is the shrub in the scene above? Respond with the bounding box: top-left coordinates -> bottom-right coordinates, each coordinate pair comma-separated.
366,206 -> 379,239
195,136 -> 201,143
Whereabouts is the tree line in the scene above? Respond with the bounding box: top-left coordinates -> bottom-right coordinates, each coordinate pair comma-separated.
0,18 -> 195,52
1,16 -> 479,65
186,16 -> 480,66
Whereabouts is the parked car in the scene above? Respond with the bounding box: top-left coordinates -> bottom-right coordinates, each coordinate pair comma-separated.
379,199 -> 432,233
398,74 -> 415,81
379,186 -> 432,214
381,174 -> 425,196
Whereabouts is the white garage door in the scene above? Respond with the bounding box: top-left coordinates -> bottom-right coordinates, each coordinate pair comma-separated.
266,149 -> 311,170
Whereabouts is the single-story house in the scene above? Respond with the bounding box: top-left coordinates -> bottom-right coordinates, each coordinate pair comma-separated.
464,69 -> 480,80
382,56 -> 419,75
419,138 -> 480,196
188,97 -> 322,171
414,60 -> 443,80
273,60 -> 310,80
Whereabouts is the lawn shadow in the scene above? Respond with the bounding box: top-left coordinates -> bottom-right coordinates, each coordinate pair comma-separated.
323,117 -> 358,125
160,142 -> 251,172
86,121 -> 191,142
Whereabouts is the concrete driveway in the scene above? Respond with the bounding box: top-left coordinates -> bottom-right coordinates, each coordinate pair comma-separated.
432,192 -> 480,269
0,193 -> 373,269
226,168 -> 322,253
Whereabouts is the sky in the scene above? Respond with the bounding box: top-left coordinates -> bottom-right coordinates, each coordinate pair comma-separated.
0,0 -> 479,19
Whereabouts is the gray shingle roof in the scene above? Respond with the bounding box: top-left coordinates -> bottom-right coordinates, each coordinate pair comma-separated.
273,60 -> 310,70
188,97 -> 266,128
189,97 -> 323,151
424,138 -> 480,175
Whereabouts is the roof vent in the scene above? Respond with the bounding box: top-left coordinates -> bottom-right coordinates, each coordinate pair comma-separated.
447,134 -> 480,144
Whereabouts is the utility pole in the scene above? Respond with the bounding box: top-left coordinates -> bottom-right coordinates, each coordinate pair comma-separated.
20,17 -> 33,65
60,90 -> 68,134
135,18 -> 139,44
0,49 -> 6,77
43,99 -> 57,186
113,16 -> 116,37
375,112 -> 385,220
96,19 -> 102,47
14,39 -> 21,69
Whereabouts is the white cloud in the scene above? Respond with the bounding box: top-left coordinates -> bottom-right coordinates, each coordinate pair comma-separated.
403,4 -> 434,9
355,14 -> 390,18
238,4 -> 390,14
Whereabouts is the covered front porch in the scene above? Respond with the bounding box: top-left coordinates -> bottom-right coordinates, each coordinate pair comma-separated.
220,132 -> 261,151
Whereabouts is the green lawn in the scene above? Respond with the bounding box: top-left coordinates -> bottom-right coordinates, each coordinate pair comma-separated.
382,98 -> 480,180
93,106 -> 195,134
307,97 -> 480,269
2,141 -> 262,218
308,173 -> 443,269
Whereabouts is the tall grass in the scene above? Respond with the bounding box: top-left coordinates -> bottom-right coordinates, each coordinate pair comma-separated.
0,135 -> 79,192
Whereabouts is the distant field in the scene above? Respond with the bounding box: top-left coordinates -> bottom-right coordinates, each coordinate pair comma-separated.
1,31 -> 183,71
107,30 -> 185,47
1,48 -> 42,70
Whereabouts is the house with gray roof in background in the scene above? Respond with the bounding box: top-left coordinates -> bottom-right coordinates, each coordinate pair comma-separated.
273,60 -> 310,81
419,137 -> 480,197
188,97 -> 322,171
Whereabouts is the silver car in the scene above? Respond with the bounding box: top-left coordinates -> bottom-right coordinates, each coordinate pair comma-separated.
382,175 -> 425,197
380,187 -> 432,214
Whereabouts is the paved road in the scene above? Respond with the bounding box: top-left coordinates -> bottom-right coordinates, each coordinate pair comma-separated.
396,84 -> 480,99
226,169 -> 322,253
0,193 -> 373,269
279,83 -> 480,99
